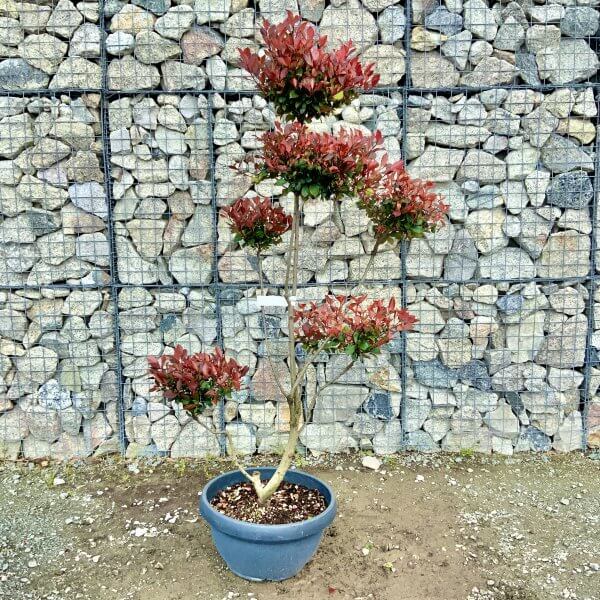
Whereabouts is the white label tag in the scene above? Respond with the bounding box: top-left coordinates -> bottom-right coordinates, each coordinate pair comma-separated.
255,295 -> 295,308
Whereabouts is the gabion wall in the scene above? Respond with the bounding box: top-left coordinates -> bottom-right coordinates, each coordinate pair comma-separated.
0,0 -> 599,460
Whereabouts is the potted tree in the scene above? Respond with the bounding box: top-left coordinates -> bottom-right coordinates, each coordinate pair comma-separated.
148,12 -> 448,582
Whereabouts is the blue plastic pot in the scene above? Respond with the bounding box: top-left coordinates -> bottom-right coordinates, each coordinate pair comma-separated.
199,467 -> 337,581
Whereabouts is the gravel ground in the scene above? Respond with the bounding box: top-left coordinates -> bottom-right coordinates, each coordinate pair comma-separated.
0,452 -> 598,600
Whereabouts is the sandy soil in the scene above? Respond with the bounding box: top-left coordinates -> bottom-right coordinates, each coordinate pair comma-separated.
0,453 -> 598,600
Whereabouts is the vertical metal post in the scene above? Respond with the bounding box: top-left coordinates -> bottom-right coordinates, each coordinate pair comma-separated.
99,0 -> 128,454
206,93 -> 228,456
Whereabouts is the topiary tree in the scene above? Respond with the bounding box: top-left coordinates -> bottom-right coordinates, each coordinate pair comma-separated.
150,12 -> 448,505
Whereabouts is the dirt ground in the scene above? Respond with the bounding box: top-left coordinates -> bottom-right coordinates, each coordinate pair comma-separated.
0,453 -> 598,600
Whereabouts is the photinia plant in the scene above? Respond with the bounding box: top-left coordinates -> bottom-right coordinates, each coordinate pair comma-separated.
148,345 -> 249,416
294,295 -> 416,360
255,121 -> 384,200
239,11 -> 380,122
357,159 -> 449,243
222,196 -> 292,251
149,13 -> 448,507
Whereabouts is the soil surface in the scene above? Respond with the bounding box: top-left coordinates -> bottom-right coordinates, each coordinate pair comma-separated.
210,480 -> 327,524
0,452 -> 598,600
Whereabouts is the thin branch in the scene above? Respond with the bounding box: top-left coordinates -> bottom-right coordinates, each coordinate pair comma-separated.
356,239 -> 381,289
192,413 -> 263,491
256,251 -> 289,400
300,359 -> 357,432
224,430 -> 264,492
288,338 -> 331,398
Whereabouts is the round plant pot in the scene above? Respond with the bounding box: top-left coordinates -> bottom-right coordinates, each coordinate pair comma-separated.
199,466 -> 337,581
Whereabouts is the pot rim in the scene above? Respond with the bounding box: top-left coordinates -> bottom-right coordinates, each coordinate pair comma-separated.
199,466 -> 337,542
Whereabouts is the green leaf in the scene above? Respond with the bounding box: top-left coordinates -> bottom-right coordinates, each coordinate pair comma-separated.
345,344 -> 356,356
309,184 -> 320,197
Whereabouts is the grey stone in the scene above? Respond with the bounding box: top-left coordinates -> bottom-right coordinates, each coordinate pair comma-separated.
441,31 -> 472,70
319,1 -> 377,53
0,408 -> 28,442
521,426 -> 551,452
0,309 -> 28,340
106,31 -> 135,55
372,420 -> 402,454
457,360 -> 492,391
403,430 -> 439,452
463,0 -> 497,40
413,360 -> 459,389
364,391 -> 397,421
35,379 -> 71,410
225,422 -> 256,455
312,385 -> 369,423
457,150 -> 506,184
444,230 -> 478,281
16,346 -> 58,384
404,396 -> 432,432
70,23 -> 102,58
410,52 -> 460,88
150,414 -> 181,451
75,232 -> 110,266
536,39 -> 599,84
478,248 -> 536,280
46,0 -> 83,38
155,6 -> 195,40
134,30 -> 181,64
552,412 -> 583,453
560,7 -> 599,38
536,314 -> 587,368
20,34 -> 67,75
0,113 -> 33,158
515,52 -> 541,86
408,146 -> 465,182
517,208 -> 553,259
108,56 -> 161,91
483,401 -> 519,439
170,419 -> 220,457
352,413 -> 383,436
116,236 -> 160,285
360,45 -> 405,86
424,7 -> 463,35
546,172 -> 593,209
194,0 -> 231,23
462,57 -> 516,87
377,6 -> 406,44
68,182 -> 108,220
537,231 -> 590,279
298,0 -> 325,22
300,422 -> 356,453
49,57 -> 102,89
132,0 -> 169,15
494,16 -> 525,51
169,245 -> 213,284
542,135 -> 594,173
0,58 -> 49,90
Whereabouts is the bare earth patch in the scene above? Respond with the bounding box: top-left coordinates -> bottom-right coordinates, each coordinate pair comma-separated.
0,453 -> 598,600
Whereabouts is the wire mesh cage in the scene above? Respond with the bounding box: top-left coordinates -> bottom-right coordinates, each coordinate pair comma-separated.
0,0 -> 599,459
408,0 -> 600,90
0,0 -> 103,92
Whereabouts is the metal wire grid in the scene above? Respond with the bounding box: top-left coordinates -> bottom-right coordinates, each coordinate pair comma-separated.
0,0 -> 599,459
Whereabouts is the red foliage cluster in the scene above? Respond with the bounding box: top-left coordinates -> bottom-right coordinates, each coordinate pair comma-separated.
148,345 -> 249,415
222,196 -> 292,251
294,295 -> 416,359
239,12 -> 379,122
358,158 -> 449,243
257,122 -> 384,200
